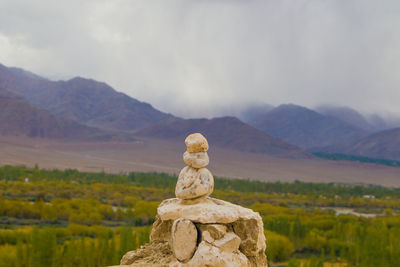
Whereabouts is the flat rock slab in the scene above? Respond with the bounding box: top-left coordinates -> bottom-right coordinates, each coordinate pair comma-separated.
158,197 -> 261,224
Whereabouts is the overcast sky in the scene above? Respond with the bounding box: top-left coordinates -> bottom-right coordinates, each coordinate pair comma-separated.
0,0 -> 399,118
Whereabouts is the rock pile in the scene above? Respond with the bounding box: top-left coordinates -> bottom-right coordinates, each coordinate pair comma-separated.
117,133 -> 267,267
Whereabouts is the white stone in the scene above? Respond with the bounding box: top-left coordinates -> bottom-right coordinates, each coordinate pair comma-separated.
185,133 -> 208,153
183,151 -> 209,169
175,166 -> 213,200
171,218 -> 198,262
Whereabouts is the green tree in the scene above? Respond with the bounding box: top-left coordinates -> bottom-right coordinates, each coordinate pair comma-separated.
265,230 -> 294,262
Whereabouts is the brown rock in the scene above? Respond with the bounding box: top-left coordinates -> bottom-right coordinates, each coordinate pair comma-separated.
213,232 -> 241,253
197,224 -> 227,240
232,218 -> 266,257
171,218 -> 198,262
201,230 -> 214,243
150,216 -> 173,243
120,241 -> 174,266
185,133 -> 208,153
248,251 -> 268,267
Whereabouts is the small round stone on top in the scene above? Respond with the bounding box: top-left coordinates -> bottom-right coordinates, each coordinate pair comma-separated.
185,133 -> 209,153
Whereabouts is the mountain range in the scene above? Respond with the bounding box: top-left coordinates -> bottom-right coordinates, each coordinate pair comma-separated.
1,62 -> 400,160
0,63 -> 174,131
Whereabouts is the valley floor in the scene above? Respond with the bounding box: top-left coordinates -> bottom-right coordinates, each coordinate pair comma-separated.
0,136 -> 399,187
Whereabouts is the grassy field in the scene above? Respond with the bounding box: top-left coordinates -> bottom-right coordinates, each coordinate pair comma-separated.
0,165 -> 399,267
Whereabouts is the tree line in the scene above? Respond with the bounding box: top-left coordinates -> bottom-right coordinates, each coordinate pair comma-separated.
0,165 -> 399,266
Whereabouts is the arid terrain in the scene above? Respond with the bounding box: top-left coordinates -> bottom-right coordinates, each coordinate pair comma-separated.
1,136 -> 399,187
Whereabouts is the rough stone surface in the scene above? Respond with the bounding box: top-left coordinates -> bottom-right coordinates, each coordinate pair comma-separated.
120,241 -> 174,266
213,232 -> 241,253
197,224 -> 227,240
175,167 -> 213,200
248,251 -> 268,267
232,219 -> 266,257
185,133 -> 208,153
200,230 -> 214,243
150,216 -> 173,243
173,241 -> 251,267
183,151 -> 209,169
171,219 -> 198,262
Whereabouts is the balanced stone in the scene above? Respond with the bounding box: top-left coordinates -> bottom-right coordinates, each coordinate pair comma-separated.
183,151 -> 209,169
175,166 -> 213,200
185,133 -> 208,153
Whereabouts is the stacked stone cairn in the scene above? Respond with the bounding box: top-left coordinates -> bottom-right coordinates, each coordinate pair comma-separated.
118,133 -> 267,267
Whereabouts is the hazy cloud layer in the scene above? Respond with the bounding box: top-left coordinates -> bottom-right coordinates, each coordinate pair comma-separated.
0,0 -> 399,118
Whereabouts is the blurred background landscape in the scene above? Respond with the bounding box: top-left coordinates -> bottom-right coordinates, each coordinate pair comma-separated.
1,1 -> 400,266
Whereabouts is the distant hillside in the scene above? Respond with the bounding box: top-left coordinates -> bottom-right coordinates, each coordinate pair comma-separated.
316,105 -> 400,132
0,96 -> 125,141
330,128 -> 400,160
135,116 -> 309,158
0,87 -> 20,98
316,105 -> 374,131
246,104 -> 367,149
0,63 -> 174,131
237,103 -> 274,122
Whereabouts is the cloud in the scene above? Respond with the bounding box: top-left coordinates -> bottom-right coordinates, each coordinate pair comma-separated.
0,0 -> 400,118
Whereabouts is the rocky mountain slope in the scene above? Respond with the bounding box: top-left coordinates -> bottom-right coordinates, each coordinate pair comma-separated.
326,127 -> 400,160
0,96 -> 118,140
316,105 -> 375,131
246,104 -> 368,149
